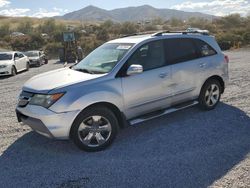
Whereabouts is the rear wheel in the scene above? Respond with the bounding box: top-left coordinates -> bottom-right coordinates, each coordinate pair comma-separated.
11,66 -> 17,76
199,79 -> 222,110
71,106 -> 119,152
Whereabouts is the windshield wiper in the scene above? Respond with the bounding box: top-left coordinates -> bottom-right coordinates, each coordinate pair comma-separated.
74,68 -> 95,74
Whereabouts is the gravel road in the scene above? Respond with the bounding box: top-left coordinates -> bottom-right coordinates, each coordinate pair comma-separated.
0,50 -> 249,188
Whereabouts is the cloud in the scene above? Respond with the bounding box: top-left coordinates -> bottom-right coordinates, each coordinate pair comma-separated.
0,0 -> 10,8
171,0 -> 250,16
0,8 -> 30,17
31,7 -> 69,18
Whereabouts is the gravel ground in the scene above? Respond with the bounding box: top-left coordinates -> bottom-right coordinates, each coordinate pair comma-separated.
0,50 -> 249,188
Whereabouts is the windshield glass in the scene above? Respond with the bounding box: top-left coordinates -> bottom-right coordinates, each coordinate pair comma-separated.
24,51 -> 39,57
0,53 -> 12,60
72,43 -> 134,74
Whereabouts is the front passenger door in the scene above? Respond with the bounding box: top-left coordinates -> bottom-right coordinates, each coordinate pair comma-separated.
120,40 -> 172,119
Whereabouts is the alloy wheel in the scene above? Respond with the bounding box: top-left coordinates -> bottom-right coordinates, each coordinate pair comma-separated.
78,115 -> 112,148
205,84 -> 220,107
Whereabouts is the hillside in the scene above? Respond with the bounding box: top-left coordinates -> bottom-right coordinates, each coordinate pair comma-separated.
56,5 -> 215,22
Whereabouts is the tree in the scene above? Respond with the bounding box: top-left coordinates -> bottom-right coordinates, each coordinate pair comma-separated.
169,18 -> 183,27
96,28 -> 109,41
119,22 -> 138,35
38,19 -> 57,34
16,20 -> 33,35
0,23 -> 10,38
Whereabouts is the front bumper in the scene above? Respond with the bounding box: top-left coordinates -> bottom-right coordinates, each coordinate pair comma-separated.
16,105 -> 80,139
29,60 -> 39,66
0,66 -> 11,76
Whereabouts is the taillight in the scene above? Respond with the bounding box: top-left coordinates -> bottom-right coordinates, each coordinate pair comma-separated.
224,55 -> 229,63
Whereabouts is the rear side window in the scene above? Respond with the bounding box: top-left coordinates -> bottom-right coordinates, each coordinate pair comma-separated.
18,53 -> 24,58
164,38 -> 198,65
194,39 -> 217,57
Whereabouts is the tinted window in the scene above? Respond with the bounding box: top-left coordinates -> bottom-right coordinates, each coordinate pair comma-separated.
165,38 -> 198,65
127,40 -> 166,71
18,53 -> 24,58
194,39 -> 217,57
0,53 -> 12,60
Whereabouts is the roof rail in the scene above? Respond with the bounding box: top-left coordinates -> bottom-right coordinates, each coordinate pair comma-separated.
121,30 -> 162,38
121,33 -> 138,38
152,30 -> 209,37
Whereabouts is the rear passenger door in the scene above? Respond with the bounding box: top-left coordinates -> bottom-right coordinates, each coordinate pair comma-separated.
17,53 -> 26,70
164,38 -> 203,105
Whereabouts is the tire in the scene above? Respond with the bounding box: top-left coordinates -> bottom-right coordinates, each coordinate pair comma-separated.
26,62 -> 29,71
71,106 -> 119,152
198,79 -> 222,110
11,66 -> 17,76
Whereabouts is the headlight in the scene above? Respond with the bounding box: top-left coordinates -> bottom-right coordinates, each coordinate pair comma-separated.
0,65 -> 7,69
29,93 -> 65,108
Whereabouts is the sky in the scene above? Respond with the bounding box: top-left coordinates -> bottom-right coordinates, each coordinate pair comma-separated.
0,0 -> 250,18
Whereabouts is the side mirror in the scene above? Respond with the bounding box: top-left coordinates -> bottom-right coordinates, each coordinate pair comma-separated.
126,64 -> 143,76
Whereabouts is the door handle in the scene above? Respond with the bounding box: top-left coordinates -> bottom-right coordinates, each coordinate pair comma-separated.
200,63 -> 206,68
159,73 -> 168,78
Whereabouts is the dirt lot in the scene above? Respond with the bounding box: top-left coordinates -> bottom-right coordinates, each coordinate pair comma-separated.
0,49 -> 249,188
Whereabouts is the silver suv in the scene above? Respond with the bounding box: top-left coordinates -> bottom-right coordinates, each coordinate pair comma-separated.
16,31 -> 229,151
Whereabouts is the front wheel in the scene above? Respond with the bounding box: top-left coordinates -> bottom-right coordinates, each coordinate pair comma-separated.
71,106 -> 119,152
26,62 -> 30,71
199,79 -> 222,110
11,66 -> 17,76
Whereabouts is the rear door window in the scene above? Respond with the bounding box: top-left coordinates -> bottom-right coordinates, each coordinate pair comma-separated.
164,38 -> 198,65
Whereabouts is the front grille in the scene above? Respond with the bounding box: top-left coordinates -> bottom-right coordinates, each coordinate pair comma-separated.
18,91 -> 34,107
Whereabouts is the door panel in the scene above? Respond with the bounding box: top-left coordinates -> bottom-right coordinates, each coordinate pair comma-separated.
121,40 -> 172,119
122,66 -> 172,119
14,53 -> 21,71
171,59 -> 202,104
18,53 -> 26,70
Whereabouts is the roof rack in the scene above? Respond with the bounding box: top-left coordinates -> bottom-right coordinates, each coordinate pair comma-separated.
121,30 -> 162,38
121,33 -> 139,38
152,30 -> 209,37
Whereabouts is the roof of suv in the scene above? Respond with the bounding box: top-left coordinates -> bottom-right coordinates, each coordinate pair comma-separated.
108,31 -> 213,45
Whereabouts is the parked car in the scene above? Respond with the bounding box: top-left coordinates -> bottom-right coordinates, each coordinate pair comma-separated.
16,31 -> 229,151
0,51 -> 29,76
24,50 -> 48,67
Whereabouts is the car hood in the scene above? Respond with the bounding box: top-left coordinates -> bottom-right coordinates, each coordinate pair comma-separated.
0,60 -> 13,65
23,68 -> 105,93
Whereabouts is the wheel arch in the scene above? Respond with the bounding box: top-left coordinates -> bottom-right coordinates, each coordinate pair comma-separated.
201,75 -> 225,94
69,102 -> 127,139
12,65 -> 17,72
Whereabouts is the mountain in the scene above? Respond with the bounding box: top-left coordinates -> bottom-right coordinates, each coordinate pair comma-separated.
56,5 -> 215,22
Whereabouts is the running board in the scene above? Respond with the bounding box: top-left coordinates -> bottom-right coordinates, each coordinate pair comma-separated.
129,101 -> 199,125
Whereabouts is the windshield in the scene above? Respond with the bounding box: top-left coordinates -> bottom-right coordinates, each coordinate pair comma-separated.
0,53 -> 12,60
24,51 -> 39,57
72,43 -> 134,74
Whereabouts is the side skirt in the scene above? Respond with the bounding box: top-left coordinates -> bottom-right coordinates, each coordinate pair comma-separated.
129,100 -> 198,125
